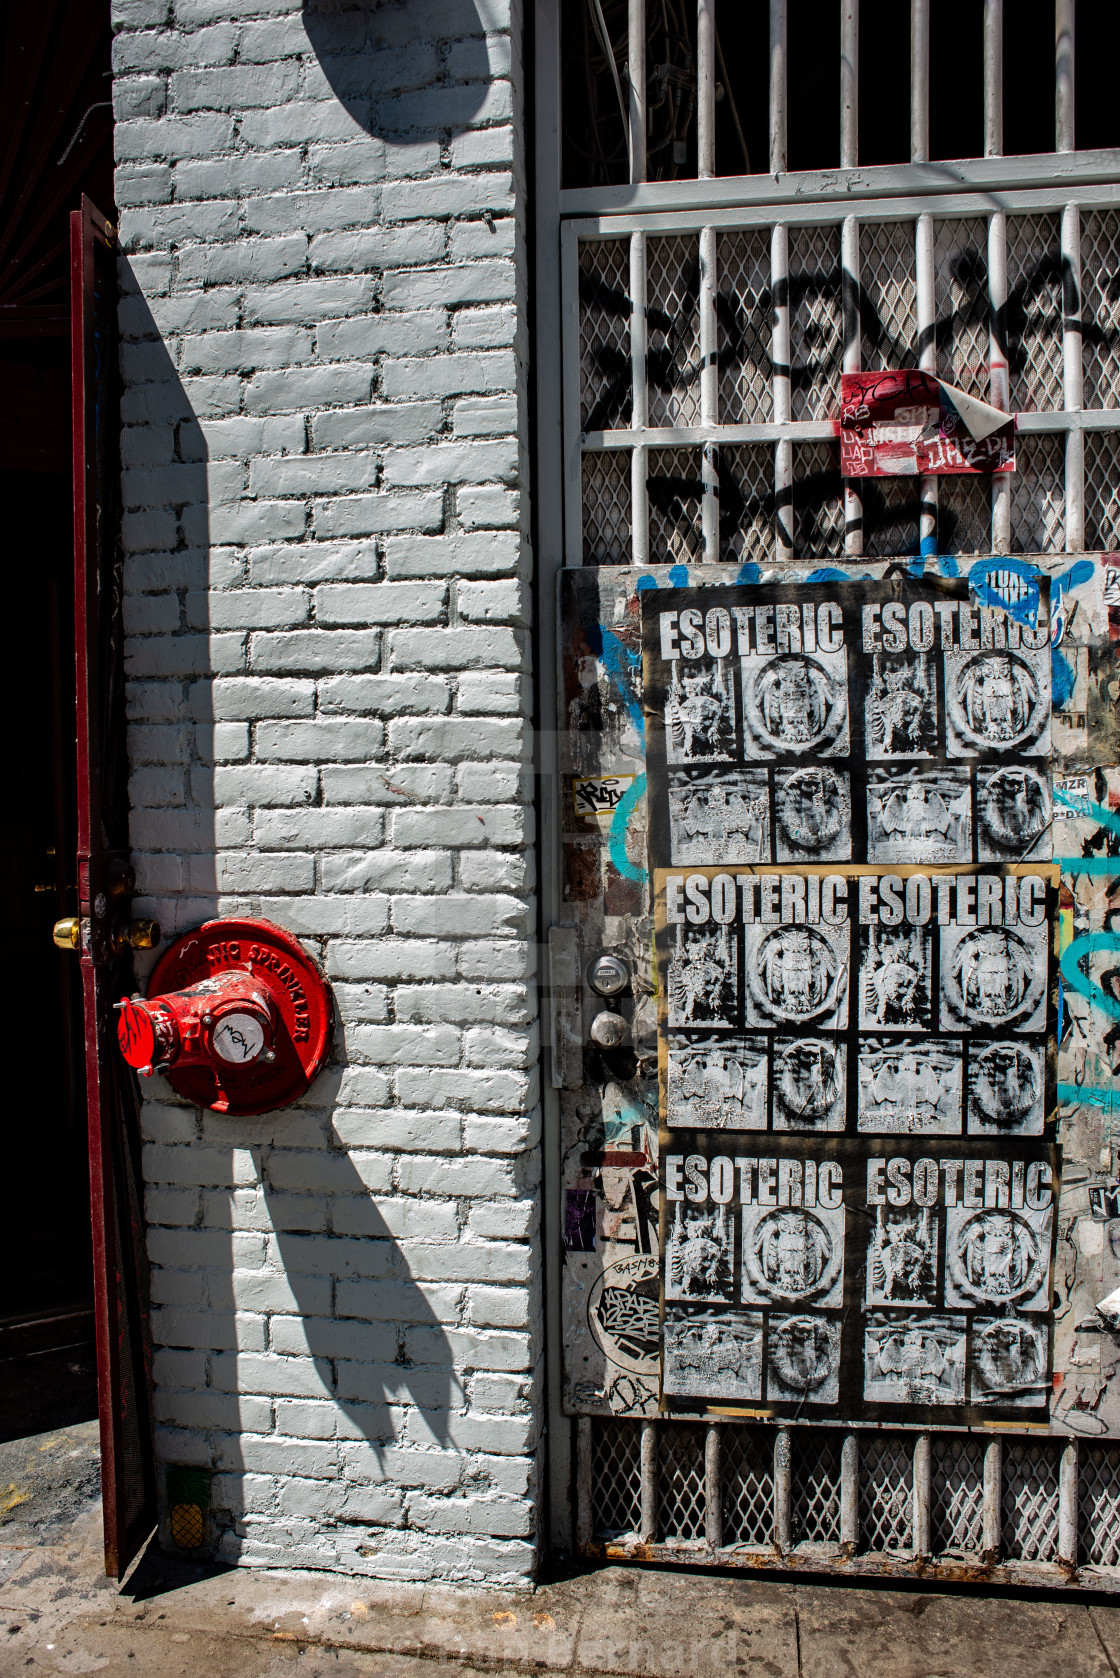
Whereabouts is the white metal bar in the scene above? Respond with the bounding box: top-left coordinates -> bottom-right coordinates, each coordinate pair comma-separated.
576,1416 -> 592,1549
630,231 -> 649,564
916,210 -> 937,554
559,149 -> 1120,219
628,0 -> 646,185
840,1431 -> 859,1551
984,0 -> 1002,159
1059,1440 -> 1079,1565
913,1434 -> 931,1559
697,0 -> 716,180
772,221 -> 793,557
1063,200 -> 1084,551
700,224 -> 719,561
841,0 -> 858,169
842,213 -> 862,556
911,0 -> 930,166
705,1424 -> 722,1550
773,1428 -> 792,1554
983,1437 -> 1002,1559
582,409 -> 1107,449
640,1420 -> 658,1542
1056,0 -> 1075,153
770,0 -> 787,174
989,210 -> 1010,551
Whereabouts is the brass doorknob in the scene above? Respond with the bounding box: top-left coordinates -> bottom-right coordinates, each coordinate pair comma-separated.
52,917 -> 82,951
127,918 -> 161,951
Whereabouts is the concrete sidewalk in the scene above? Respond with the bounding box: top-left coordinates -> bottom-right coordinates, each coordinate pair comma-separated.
3,1423 -> 1120,1677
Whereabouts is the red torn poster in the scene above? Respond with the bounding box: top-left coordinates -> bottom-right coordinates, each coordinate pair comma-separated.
840,370 -> 1015,476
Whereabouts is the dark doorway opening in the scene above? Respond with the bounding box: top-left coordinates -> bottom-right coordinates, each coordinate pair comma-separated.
0,5 -> 115,1439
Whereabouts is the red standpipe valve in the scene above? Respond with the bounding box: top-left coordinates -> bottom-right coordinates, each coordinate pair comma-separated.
116,917 -> 332,1115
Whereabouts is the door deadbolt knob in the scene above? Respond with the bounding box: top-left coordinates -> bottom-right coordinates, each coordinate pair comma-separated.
589,1010 -> 630,1049
588,953 -> 629,996
52,917 -> 81,951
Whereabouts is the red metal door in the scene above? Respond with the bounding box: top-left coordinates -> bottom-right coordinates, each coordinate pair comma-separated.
71,194 -> 156,1578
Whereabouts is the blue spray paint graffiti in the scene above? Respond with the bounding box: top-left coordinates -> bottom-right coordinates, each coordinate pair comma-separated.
608,773 -> 647,884
583,621 -> 645,743
806,567 -> 851,583
967,556 -> 1041,628
1053,785 -> 1120,840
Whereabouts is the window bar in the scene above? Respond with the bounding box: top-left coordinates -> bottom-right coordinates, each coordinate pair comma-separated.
986,0 -> 1010,553
840,1430 -> 860,1550
982,1436 -> 1002,1559
1056,0 -> 1074,155
705,1423 -> 723,1549
628,0 -> 648,566
1059,1439 -> 1079,1565
1062,200 -> 1084,551
771,0 -> 793,558
576,1416 -> 593,1548
773,1426 -> 792,1552
913,1432 -> 931,1558
697,2 -> 719,561
913,0 -> 936,556
841,1 -> 862,557
640,1419 -> 658,1541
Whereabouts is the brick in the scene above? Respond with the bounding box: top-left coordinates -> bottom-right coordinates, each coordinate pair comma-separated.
319,851 -> 452,894
313,492 -> 443,539
383,532 -> 522,580
315,582 -> 446,626
311,402 -> 440,452
317,311 -> 447,360
255,718 -> 384,763
389,626 -> 524,671
308,223 -> 444,275
326,940 -> 456,982
248,452 -> 379,498
317,674 -> 450,716
394,985 -> 530,1026
244,276 -> 376,326
347,1024 -> 460,1066
169,62 -> 302,112
179,326 -> 313,375
391,805 -> 530,847
249,540 -> 381,587
244,187 -> 379,238
194,678 -> 316,720
207,588 -> 310,630
252,629 -> 381,673
391,894 -> 528,938
381,350 -> 515,400
382,173 -> 513,222
321,764 -> 452,805
381,261 -> 514,310
456,671 -> 530,715
212,1353 -> 333,1398
206,765 -> 316,806
254,807 -> 385,849
388,716 -> 524,761
245,363 -> 373,414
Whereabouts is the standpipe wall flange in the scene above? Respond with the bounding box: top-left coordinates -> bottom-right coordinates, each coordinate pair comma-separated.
115,917 -> 333,1115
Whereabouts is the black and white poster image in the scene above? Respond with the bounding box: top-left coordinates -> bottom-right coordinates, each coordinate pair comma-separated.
970,1316 -> 1050,1407
863,1314 -> 967,1406
668,766 -> 770,864
772,1036 -> 846,1131
774,766 -> 852,862
940,920 -> 1048,1033
766,1314 -> 841,1404
744,921 -> 850,1030
976,765 -> 1052,861
866,767 -> 971,864
865,650 -> 938,758
944,647 -> 1051,759
667,923 -> 737,1028
741,648 -> 850,760
858,924 -> 933,1030
665,1202 -> 735,1302
857,1038 -> 963,1133
665,659 -> 736,763
865,1204 -> 939,1306
662,1308 -> 764,1402
944,1202 -> 1053,1314
666,1034 -> 768,1130
967,1041 -> 1046,1136
741,1203 -> 845,1309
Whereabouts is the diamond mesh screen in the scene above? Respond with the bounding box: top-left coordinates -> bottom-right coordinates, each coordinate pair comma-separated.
790,226 -> 843,422
794,441 -> 844,556
648,446 -> 705,564
722,1425 -> 773,1547
1082,211 -> 1120,410
648,235 -> 703,428
582,451 -> 632,565
939,473 -> 993,557
791,1430 -> 842,1544
1086,431 -> 1120,552
860,1434 -> 914,1554
658,1423 -> 707,1541
934,218 -> 990,399
862,474 -> 921,558
579,238 -> 632,433
1010,432 -> 1064,553
590,1419 -> 642,1539
862,221 -> 918,371
1001,1439 -> 1060,1561
721,444 -> 774,568
931,1434 -> 985,1556
1079,1443 -> 1120,1567
718,230 -> 772,424
1006,214 -> 1064,413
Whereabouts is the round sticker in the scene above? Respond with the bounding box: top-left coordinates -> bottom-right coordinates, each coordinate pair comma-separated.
212,1012 -> 266,1063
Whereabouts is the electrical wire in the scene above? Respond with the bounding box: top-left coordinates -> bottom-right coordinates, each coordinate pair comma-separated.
587,0 -> 632,173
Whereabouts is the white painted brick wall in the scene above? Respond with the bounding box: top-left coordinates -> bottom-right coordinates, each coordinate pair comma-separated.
111,0 -> 540,1584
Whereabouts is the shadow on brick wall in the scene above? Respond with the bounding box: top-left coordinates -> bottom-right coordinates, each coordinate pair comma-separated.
119,268 -> 456,1571
303,0 -> 494,139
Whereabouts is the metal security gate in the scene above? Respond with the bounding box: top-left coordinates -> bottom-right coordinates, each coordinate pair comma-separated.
534,0 -> 1120,1586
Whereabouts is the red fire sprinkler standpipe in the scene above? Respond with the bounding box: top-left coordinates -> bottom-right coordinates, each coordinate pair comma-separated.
116,917 -> 333,1116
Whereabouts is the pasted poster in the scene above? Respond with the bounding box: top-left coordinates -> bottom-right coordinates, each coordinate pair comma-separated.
642,576 -> 1061,1425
